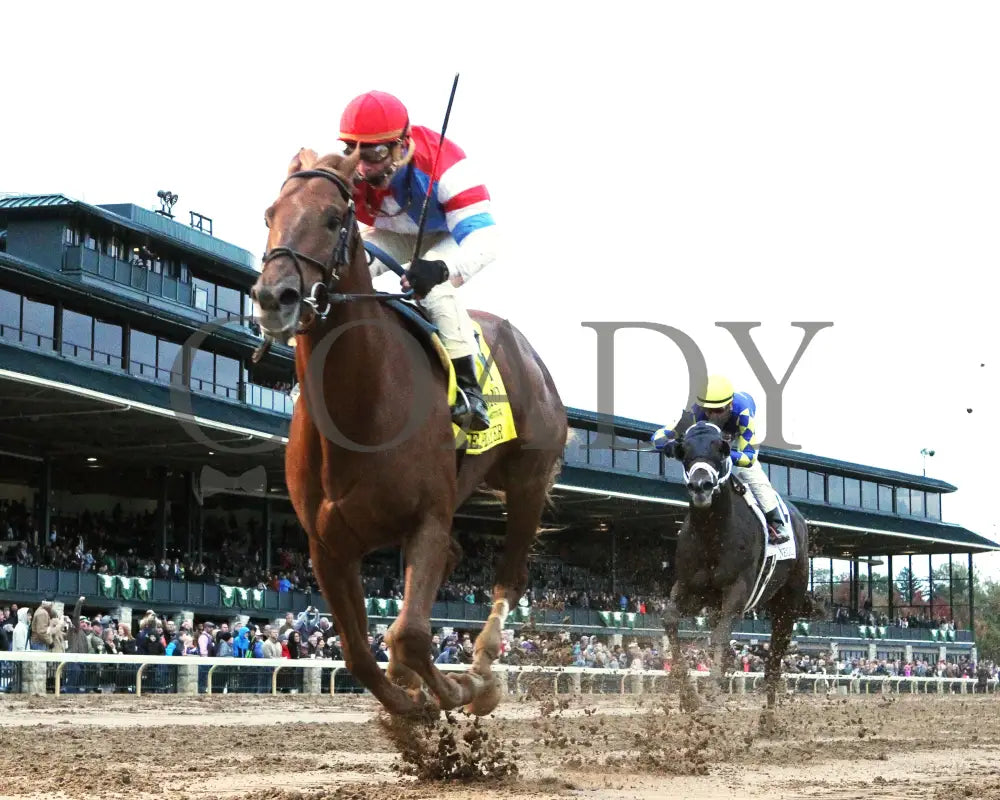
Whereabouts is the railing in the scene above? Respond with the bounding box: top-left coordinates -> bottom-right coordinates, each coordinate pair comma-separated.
1,651 -> 996,698
0,564 -> 975,645
0,324 -> 55,351
246,382 -> 294,415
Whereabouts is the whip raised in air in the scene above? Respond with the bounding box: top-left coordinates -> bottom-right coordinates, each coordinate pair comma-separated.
411,72 -> 460,263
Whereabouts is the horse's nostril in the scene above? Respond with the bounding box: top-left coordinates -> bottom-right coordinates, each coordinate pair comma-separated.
278,288 -> 301,306
699,479 -> 713,493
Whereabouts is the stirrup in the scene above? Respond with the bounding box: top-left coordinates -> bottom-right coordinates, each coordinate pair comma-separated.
767,526 -> 790,545
453,387 -> 490,432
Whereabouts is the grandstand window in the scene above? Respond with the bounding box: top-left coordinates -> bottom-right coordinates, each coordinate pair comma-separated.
129,329 -> 157,379
844,478 -> 860,507
214,354 -> 240,399
157,339 -> 184,385
926,492 -> 941,520
84,231 -> 98,251
564,429 -> 587,464
613,439 -> 638,471
0,289 -> 20,341
216,286 -> 242,321
788,468 -> 808,498
587,430 -> 612,468
862,481 -> 877,510
64,225 -> 80,246
61,309 -> 93,361
639,447 -> 661,476
910,490 -> 924,517
106,237 -> 124,259
93,320 -> 122,368
828,475 -> 844,505
895,487 -> 910,515
769,464 -> 788,495
808,471 -> 825,501
22,297 -> 55,350
193,278 -> 215,311
189,347 -> 215,393
878,484 -> 893,512
664,455 -> 684,482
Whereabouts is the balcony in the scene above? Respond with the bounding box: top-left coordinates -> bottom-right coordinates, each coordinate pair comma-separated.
63,245 -> 193,305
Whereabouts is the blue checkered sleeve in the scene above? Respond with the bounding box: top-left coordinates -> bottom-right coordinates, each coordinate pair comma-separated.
732,408 -> 757,467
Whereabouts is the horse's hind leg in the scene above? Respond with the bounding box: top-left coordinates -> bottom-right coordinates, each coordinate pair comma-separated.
763,591 -> 796,709
464,460 -> 554,715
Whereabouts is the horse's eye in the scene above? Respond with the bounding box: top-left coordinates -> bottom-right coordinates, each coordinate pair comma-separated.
326,214 -> 341,230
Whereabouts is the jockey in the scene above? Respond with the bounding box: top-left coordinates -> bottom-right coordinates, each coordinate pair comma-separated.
338,89 -> 496,432
651,375 -> 791,546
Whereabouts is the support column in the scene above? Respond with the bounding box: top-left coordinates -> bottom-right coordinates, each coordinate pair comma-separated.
968,553 -> 975,633
829,558 -> 834,608
611,528 -> 617,595
159,467 -> 169,559
908,554 -> 914,613
948,554 -> 954,620
809,558 -> 814,594
263,497 -> 272,573
887,555 -> 894,622
928,554 -> 934,621
38,457 -> 52,550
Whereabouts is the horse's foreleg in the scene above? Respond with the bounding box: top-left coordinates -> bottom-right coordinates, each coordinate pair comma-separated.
389,515 -> 485,712
662,586 -> 700,711
307,532 -> 419,716
711,581 -> 749,681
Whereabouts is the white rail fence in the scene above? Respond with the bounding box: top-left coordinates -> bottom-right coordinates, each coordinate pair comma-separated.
1,651 -> 996,698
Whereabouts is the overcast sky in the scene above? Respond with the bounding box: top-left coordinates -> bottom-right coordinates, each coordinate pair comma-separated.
3,3 -> 998,581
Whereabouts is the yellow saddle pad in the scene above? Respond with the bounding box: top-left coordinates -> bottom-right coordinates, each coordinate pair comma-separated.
430,321 -> 517,455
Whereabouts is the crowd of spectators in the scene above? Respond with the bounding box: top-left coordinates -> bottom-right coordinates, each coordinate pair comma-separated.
0,498 -> 970,638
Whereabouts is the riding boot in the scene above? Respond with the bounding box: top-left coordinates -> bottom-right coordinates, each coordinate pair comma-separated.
451,355 -> 491,432
765,508 -> 791,546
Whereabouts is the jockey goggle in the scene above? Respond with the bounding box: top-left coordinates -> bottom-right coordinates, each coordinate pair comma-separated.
343,141 -> 394,164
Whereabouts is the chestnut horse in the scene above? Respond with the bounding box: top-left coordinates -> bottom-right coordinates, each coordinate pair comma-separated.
250,148 -> 567,716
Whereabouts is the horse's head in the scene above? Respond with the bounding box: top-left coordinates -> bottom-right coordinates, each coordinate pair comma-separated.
250,147 -> 363,340
673,421 -> 732,509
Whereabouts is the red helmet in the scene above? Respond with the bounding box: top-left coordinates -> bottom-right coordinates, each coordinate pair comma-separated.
339,91 -> 409,144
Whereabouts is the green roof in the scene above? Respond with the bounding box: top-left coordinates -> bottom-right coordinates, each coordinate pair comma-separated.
0,194 -> 258,286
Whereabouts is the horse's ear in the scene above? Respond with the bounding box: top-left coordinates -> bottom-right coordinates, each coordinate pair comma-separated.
287,148 -> 319,176
713,439 -> 731,459
673,442 -> 685,461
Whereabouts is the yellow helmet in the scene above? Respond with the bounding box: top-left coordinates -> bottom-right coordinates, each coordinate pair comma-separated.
698,375 -> 734,409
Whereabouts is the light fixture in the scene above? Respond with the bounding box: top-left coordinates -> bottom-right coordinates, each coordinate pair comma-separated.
86,457 -> 97,462
208,451 -> 214,456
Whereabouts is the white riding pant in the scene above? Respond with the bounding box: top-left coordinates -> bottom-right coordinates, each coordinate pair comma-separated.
362,229 -> 477,360
734,459 -> 780,515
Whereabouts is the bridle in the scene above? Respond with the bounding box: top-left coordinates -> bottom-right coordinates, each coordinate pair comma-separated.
260,169 -> 358,324
681,421 -> 733,496
252,167 -> 413,364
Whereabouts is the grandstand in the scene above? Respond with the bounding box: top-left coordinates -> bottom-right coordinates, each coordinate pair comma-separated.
2,190 -> 998,671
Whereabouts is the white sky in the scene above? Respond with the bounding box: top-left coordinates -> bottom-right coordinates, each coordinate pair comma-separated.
3,3 -> 998,580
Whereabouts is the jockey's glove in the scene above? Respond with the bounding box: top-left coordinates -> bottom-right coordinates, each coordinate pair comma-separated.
405,258 -> 450,298
651,427 -> 676,455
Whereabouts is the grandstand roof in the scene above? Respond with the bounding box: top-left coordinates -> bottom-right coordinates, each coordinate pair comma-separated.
0,193 -> 258,285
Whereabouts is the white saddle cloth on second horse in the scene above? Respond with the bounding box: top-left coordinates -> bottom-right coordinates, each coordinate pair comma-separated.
736,481 -> 798,614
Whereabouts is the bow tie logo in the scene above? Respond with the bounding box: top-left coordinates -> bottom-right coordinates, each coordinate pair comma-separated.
197,464 -> 267,501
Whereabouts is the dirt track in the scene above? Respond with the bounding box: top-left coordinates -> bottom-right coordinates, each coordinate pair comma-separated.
1,689 -> 998,800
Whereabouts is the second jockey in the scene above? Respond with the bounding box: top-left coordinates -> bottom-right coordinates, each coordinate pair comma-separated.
651,375 -> 792,545
338,89 -> 496,432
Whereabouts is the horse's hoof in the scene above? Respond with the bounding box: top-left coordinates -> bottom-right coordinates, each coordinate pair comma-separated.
464,677 -> 502,717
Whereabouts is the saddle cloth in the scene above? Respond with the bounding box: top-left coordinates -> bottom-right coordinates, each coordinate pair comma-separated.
733,476 -> 797,614
383,297 -> 517,456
